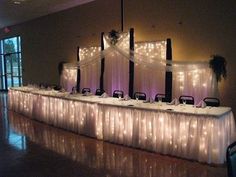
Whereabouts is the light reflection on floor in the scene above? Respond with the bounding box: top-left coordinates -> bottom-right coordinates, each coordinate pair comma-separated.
0,93 -> 227,177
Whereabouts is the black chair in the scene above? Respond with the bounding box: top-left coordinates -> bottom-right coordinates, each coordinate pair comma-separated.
155,93 -> 168,102
113,90 -> 124,98
95,89 -> 105,96
53,85 -> 62,91
133,92 -> 146,100
179,95 -> 194,105
203,97 -> 220,107
82,88 -> 91,94
227,141 -> 236,177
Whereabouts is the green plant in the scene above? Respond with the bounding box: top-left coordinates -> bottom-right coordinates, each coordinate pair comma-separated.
209,55 -> 227,82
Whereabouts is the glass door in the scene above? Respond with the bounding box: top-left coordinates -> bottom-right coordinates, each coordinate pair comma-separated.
0,36 -> 22,91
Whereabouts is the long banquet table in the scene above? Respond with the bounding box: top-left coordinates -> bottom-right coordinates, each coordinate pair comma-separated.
8,87 -> 236,164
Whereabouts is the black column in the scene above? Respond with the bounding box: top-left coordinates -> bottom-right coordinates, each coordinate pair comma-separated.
76,46 -> 81,92
165,38 -> 172,102
100,32 -> 105,91
121,0 -> 124,32
129,28 -> 134,98
3,54 -> 8,90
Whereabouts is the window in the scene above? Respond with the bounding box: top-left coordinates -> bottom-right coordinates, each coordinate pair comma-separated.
0,36 -> 22,90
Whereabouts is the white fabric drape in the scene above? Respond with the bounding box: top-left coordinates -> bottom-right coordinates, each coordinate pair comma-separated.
10,110 -> 235,177
79,47 -> 101,93
134,41 -> 166,99
60,66 -> 77,92
172,63 -> 218,103
60,31 -> 218,100
8,87 -> 236,164
103,33 -> 130,96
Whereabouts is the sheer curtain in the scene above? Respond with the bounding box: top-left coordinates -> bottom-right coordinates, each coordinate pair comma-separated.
134,41 -> 167,99
103,33 -> 130,96
80,47 -> 101,93
60,65 -> 77,92
60,32 -> 218,101
172,62 -> 218,103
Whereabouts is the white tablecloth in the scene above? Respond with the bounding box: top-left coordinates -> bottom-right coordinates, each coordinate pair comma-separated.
8,87 -> 236,164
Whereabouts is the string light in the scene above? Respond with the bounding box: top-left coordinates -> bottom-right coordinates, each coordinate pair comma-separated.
61,33 -> 215,104
7,31 -> 234,165
135,41 -> 166,61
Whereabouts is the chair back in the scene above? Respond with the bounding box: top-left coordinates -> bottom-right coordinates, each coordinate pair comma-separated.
227,141 -> 236,177
203,97 -> 220,107
113,90 -> 124,98
155,93 -> 168,102
82,88 -> 91,94
179,95 -> 194,105
95,89 -> 105,96
133,92 -> 146,100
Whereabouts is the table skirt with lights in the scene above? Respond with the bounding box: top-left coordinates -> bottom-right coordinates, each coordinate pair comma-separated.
8,87 -> 236,164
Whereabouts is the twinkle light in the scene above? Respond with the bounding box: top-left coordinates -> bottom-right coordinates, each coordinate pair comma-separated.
79,47 -> 101,61
8,86 -> 235,164
67,36 -> 168,98
173,67 -> 215,103
135,40 -> 166,61
60,67 -> 77,92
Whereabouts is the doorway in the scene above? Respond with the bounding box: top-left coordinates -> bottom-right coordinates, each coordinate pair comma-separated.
0,36 -> 22,91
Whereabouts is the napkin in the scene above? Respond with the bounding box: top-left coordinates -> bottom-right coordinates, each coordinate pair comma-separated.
142,97 -> 154,103
47,87 -> 52,91
100,92 -> 109,98
196,100 -> 207,108
83,91 -> 92,96
149,97 -> 155,103
124,94 -> 131,101
168,98 -> 179,105
59,88 -> 66,92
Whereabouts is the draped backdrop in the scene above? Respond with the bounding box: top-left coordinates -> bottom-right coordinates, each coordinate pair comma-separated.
172,63 -> 217,103
134,41 -> 166,99
60,64 -> 77,92
60,30 -> 217,103
79,47 -> 101,93
103,33 -> 130,96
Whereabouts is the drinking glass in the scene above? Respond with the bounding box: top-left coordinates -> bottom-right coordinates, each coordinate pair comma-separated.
135,95 -> 139,102
118,93 -> 121,100
157,97 -> 162,106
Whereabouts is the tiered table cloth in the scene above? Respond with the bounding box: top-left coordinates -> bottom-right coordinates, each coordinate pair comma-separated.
8,87 -> 236,164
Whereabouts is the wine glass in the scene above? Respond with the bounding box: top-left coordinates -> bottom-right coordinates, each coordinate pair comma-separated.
183,99 -> 186,106
135,94 -> 139,102
118,93 -> 121,100
158,97 -> 162,106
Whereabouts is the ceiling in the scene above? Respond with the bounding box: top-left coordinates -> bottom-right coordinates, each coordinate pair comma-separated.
0,0 -> 95,29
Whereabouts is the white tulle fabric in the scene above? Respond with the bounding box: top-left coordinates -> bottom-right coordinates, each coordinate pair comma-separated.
8,87 -> 236,164
134,41 -> 166,99
103,33 -> 130,96
60,31 -> 217,100
10,112 -> 231,177
172,64 -> 217,103
60,66 -> 77,92
79,47 -> 101,93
